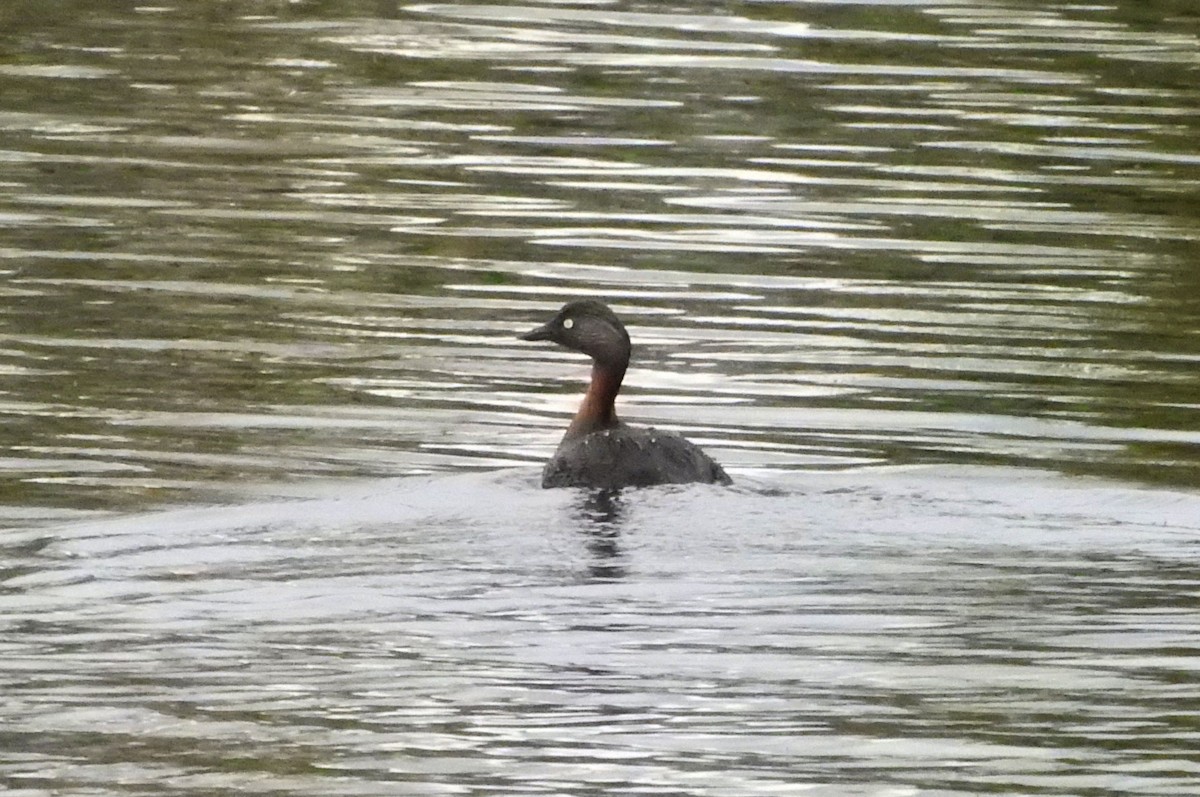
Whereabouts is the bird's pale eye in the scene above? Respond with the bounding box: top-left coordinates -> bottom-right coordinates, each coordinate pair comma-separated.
562,317 -> 574,330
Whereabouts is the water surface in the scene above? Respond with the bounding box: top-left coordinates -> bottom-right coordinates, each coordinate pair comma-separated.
4,468 -> 1200,795
2,0 -> 1199,516
2,1 -> 1200,794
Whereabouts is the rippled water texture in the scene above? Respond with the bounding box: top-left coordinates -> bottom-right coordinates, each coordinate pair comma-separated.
5,469 -> 1200,796
2,1 -> 1200,795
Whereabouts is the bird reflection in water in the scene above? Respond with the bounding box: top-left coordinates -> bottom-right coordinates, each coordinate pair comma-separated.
573,488 -> 626,581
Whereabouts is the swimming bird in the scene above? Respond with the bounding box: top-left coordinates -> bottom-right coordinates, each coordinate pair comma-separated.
520,300 -> 731,489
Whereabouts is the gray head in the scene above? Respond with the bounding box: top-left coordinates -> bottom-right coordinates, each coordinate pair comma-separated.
520,299 -> 632,369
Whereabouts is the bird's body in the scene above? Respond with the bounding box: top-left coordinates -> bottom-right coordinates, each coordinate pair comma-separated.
542,424 -> 730,489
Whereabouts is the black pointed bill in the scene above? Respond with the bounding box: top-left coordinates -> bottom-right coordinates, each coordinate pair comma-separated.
520,321 -> 555,342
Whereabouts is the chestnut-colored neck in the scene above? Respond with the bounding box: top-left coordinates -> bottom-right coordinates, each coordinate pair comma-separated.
564,361 -> 626,441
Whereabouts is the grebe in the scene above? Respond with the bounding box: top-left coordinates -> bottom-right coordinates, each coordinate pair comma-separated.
520,300 -> 731,489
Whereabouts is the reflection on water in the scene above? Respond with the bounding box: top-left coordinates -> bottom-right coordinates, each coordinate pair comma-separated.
2,0 -> 1199,517
2,1 -> 1200,794
2,1 -> 1200,511
574,489 -> 627,581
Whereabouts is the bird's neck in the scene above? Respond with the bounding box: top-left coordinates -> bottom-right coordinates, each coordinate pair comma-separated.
564,361 -> 625,440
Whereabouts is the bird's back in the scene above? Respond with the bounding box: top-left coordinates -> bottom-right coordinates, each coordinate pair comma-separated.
542,424 -> 731,489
